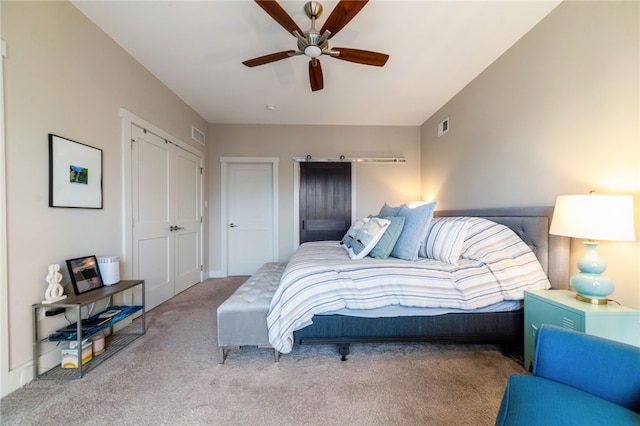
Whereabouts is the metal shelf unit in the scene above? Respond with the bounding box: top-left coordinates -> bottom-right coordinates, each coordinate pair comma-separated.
32,279 -> 145,380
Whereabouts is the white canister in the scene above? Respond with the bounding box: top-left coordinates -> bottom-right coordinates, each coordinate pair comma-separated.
90,335 -> 105,355
97,256 -> 119,285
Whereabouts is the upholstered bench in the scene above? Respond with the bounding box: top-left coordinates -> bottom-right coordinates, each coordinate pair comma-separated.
216,262 -> 286,363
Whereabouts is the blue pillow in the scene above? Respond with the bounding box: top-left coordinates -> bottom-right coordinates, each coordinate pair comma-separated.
379,202 -> 406,217
369,216 -> 405,259
390,202 -> 439,261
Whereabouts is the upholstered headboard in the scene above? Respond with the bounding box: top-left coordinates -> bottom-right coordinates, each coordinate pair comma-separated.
435,206 -> 570,289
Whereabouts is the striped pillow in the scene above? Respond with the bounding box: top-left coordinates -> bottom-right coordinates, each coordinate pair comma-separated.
424,219 -> 470,264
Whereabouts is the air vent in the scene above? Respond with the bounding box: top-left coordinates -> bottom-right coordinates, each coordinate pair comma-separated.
438,118 -> 449,137
192,126 -> 205,145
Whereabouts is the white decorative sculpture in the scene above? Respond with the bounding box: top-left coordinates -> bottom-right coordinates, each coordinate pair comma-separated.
42,264 -> 67,304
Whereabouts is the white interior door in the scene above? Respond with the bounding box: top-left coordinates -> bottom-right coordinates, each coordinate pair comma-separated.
132,125 -> 202,310
226,162 -> 276,275
174,148 -> 202,293
132,126 -> 173,310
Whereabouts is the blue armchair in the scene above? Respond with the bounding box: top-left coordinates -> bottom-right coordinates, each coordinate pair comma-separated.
496,324 -> 640,425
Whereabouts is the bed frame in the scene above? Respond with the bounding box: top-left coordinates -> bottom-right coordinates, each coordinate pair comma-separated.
292,206 -> 570,360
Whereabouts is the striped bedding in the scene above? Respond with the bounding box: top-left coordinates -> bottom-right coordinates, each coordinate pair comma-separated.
267,217 -> 551,353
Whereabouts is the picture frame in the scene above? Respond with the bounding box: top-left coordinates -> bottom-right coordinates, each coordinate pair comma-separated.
66,255 -> 104,295
49,134 -> 103,209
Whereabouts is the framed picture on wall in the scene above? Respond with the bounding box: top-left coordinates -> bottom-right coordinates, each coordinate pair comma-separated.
49,134 -> 103,209
66,255 -> 104,295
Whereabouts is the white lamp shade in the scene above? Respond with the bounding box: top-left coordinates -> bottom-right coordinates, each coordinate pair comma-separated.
550,194 -> 635,241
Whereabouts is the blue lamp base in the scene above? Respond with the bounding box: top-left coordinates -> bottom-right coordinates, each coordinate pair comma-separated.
570,241 -> 613,305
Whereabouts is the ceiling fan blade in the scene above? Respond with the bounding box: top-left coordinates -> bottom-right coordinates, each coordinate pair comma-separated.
309,59 -> 324,92
320,0 -> 369,39
255,0 -> 303,36
242,50 -> 297,67
331,48 -> 389,66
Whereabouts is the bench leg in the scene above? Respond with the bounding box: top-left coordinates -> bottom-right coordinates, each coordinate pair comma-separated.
219,346 -> 239,364
274,350 -> 281,362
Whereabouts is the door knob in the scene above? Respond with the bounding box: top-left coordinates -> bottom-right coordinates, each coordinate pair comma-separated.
229,223 -> 237,228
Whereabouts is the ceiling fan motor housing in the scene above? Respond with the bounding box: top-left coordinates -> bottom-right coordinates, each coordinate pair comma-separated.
299,32 -> 328,58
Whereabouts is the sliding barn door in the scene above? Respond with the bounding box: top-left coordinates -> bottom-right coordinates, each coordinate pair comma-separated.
299,162 -> 351,243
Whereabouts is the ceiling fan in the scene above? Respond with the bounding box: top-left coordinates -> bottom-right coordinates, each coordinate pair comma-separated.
242,0 -> 389,92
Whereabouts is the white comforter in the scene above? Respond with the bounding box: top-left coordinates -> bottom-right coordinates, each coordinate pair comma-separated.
267,217 -> 550,353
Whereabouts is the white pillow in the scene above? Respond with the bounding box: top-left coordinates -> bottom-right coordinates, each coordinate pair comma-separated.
424,219 -> 469,264
341,218 -> 367,248
344,217 -> 390,260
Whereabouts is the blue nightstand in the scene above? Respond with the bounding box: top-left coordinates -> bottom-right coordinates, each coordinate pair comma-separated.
524,289 -> 640,371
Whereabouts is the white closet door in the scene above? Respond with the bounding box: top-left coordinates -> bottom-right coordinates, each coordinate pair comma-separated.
131,125 -> 174,310
173,147 -> 202,293
131,125 -> 203,309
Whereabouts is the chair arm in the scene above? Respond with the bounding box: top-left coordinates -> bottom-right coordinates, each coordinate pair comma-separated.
533,324 -> 640,412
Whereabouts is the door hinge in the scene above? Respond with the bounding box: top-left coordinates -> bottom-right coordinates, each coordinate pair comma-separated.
200,216 -> 203,223
200,167 -> 203,175
200,265 -> 203,271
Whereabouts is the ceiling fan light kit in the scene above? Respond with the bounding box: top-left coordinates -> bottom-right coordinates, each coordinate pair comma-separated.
243,0 -> 389,92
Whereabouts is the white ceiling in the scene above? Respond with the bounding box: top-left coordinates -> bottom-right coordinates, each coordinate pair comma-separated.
71,0 -> 561,126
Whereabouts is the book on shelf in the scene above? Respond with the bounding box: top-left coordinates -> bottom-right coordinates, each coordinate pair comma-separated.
56,317 -> 111,333
98,309 -> 121,318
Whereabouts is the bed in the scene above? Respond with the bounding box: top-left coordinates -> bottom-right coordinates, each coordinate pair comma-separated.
268,206 -> 570,360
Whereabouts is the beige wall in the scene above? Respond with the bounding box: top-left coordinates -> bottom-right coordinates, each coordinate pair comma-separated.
2,0 -> 639,398
207,124 -> 421,275
1,1 -> 208,394
421,1 -> 640,308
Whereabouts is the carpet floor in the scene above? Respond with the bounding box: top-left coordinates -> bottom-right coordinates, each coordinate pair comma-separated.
1,277 -> 525,425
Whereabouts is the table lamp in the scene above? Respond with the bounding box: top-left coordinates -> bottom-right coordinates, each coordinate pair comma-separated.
549,193 -> 635,304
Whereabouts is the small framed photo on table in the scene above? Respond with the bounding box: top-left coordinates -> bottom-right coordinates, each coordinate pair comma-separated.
49,134 -> 103,209
66,255 -> 104,295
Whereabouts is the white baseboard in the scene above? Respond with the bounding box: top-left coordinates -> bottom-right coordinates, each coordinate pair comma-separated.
207,269 -> 226,279
3,365 -> 31,398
